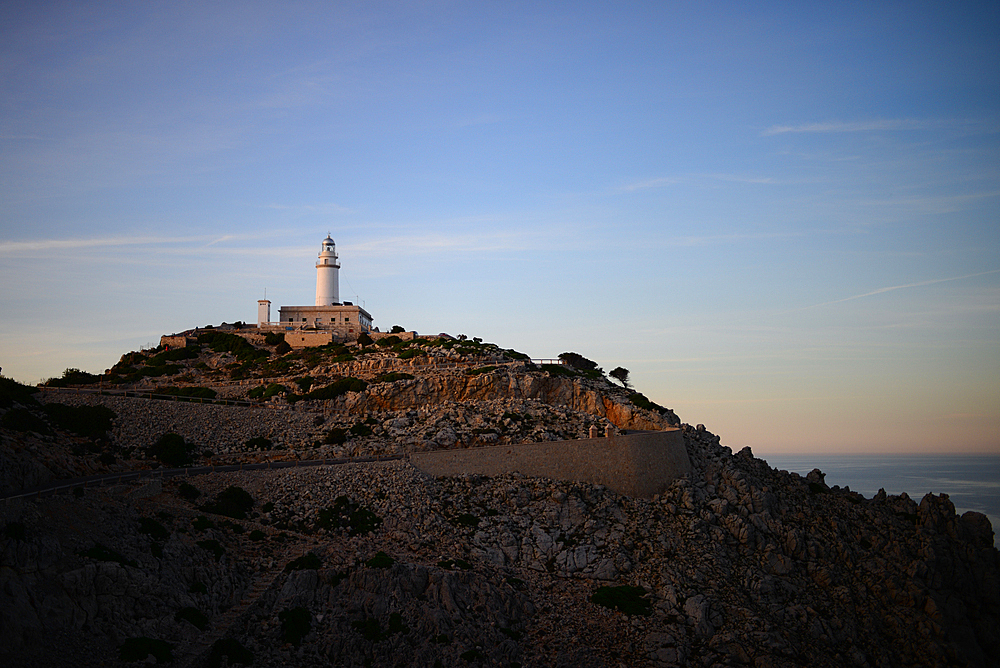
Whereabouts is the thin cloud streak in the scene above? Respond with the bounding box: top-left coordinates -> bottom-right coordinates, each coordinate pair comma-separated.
761,118 -> 965,136
788,270 -> 1000,312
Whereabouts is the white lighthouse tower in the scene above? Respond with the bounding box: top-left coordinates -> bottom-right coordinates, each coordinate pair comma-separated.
315,234 -> 340,306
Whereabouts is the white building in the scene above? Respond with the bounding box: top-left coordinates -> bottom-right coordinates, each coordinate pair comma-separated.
257,234 -> 374,345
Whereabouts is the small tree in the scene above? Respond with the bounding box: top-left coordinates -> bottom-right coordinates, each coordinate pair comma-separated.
390,325 -> 405,334
609,367 -> 631,390
357,332 -> 374,347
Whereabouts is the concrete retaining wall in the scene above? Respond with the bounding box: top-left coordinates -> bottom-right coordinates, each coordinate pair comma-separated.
410,429 -> 691,499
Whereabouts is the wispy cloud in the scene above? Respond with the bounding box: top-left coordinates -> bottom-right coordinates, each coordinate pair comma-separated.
790,270 -> 1000,312
0,235 -> 206,255
617,176 -> 681,192
761,118 -> 961,136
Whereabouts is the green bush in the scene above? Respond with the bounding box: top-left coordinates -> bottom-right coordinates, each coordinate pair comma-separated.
627,392 -> 669,414
249,529 -> 266,541
249,383 -> 285,400
178,482 -> 201,501
119,637 -> 174,664
174,606 -> 209,631
197,331 -> 265,362
296,377 -> 368,402
42,403 -> 116,437
373,372 -> 413,383
465,366 -> 497,376
138,518 -> 170,542
356,332 -> 374,347
454,513 -> 480,528
80,543 -> 138,568
147,346 -> 201,365
315,496 -> 383,536
590,585 -> 652,616
295,376 -> 314,392
192,515 -> 215,531
366,551 -> 394,568
206,638 -> 253,668
1,408 -> 50,434
196,539 -> 225,561
279,606 -> 312,646
148,433 -> 196,466
349,422 -> 373,437
285,552 -> 321,572
375,335 -> 401,347
390,325 -> 405,334
44,368 -> 101,387
158,386 -> 217,400
3,522 -> 26,541
324,428 -> 347,445
200,486 -> 254,519
245,436 -> 272,451
264,331 -> 285,346
0,377 -> 39,408
397,349 -> 424,360
558,352 -> 598,372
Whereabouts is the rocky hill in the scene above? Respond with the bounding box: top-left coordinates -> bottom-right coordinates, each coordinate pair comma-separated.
1,332 -> 997,667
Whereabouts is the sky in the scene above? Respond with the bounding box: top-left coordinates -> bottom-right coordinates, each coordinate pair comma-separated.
1,1 -> 997,455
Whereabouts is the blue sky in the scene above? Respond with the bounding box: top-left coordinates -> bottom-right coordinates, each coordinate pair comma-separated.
2,1 -> 997,454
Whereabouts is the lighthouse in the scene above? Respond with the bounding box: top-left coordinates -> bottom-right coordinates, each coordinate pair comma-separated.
315,234 -> 340,306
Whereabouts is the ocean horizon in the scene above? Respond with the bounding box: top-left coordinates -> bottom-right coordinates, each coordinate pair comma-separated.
758,453 -> 1000,548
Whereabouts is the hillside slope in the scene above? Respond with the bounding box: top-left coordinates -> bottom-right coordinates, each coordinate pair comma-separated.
1,334 -> 997,667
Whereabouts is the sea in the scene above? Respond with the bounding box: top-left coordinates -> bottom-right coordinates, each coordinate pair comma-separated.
758,454 -> 1000,548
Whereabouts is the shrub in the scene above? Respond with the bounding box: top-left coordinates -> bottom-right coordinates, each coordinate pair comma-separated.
628,392 -> 669,414
1,408 -> 50,434
285,552 -> 321,572
206,638 -> 253,668
558,352 -> 598,372
157,386 -> 217,400
466,366 -> 496,376
192,516 -> 215,531
366,551 -> 394,568
264,331 -> 285,346
249,529 -> 266,541
275,341 -> 292,355
324,428 -> 347,445
249,383 -> 285,400
295,376 -> 314,392
296,377 -> 367,402
44,368 -> 101,387
349,422 -> 373,437
390,325 -> 405,334
119,637 -> 174,664
138,518 -> 170,542
0,377 -> 39,408
454,513 -> 479,528
178,482 -> 201,501
373,372 -> 414,383
80,543 -> 138,568
375,335 -> 401,347
196,539 -> 225,561
261,501 -> 275,513
397,349 -> 424,360
3,522 -> 26,541
356,332 -> 374,347
315,496 -> 382,536
42,403 -> 116,437
590,585 -> 652,616
174,606 -> 209,631
189,581 -> 208,594
201,486 -> 254,519
279,606 -> 312,646
148,433 -> 196,467
245,436 -> 272,451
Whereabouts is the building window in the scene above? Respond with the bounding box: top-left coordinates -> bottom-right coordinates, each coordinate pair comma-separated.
344,317 -> 350,322
302,318 -> 307,322
331,318 -> 335,322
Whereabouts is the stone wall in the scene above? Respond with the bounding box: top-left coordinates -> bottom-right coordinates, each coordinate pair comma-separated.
410,429 -> 690,499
